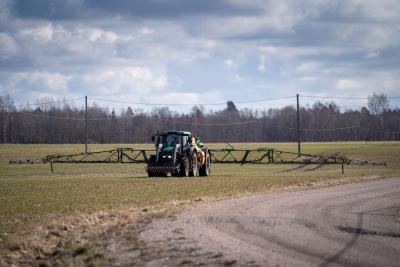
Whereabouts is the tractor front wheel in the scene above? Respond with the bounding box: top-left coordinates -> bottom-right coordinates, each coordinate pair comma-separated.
147,156 -> 156,177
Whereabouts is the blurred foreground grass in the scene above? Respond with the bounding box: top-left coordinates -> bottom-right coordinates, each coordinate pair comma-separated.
0,142 -> 399,234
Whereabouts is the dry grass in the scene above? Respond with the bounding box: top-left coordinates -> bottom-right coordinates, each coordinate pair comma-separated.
0,142 -> 399,265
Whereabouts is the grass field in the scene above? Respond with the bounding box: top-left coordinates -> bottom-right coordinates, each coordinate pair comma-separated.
1,142 -> 399,265
1,142 -> 399,237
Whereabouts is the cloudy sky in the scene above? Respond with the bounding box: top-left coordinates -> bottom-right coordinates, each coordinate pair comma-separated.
0,0 -> 399,111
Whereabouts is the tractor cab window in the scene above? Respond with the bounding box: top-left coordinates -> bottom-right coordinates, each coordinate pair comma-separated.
163,134 -> 180,147
182,135 -> 188,146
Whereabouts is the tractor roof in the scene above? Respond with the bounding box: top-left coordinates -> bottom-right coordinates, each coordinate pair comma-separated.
161,130 -> 191,136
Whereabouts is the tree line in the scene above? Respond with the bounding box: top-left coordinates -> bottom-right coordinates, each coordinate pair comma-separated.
0,94 -> 399,144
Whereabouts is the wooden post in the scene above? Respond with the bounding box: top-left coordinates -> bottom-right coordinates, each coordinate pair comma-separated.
11,112 -> 13,144
85,96 -> 88,153
296,94 -> 301,156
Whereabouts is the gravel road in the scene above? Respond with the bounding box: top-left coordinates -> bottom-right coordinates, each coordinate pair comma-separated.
141,178 -> 400,266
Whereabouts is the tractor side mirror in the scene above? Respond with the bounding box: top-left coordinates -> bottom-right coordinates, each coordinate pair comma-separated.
151,135 -> 155,142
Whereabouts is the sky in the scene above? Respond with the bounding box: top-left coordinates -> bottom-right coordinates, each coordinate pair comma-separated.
0,0 -> 399,112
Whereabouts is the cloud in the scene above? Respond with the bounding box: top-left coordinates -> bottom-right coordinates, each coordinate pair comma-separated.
334,72 -> 400,95
1,0 -> 400,110
12,71 -> 71,89
230,74 -> 244,82
2,71 -> 72,101
85,0 -> 261,19
296,62 -> 321,74
299,76 -> 318,82
19,23 -> 54,42
11,0 -> 86,20
336,79 -> 363,91
80,66 -> 167,96
140,26 -> 154,35
322,0 -> 400,23
18,23 -> 118,45
224,59 -> 236,69
10,0 -> 259,20
11,23 -> 122,69
0,32 -> 18,57
365,51 -> 379,58
82,28 -> 118,43
258,55 -> 266,73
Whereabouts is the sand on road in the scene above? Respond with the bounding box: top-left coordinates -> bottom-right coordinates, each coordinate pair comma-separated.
141,177 -> 400,266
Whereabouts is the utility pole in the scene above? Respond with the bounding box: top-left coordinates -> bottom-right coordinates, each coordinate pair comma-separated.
85,96 -> 88,153
296,94 -> 301,156
11,112 -> 13,144
1,106 -> 4,144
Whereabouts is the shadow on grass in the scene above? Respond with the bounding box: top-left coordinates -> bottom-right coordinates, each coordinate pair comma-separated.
279,164 -> 309,173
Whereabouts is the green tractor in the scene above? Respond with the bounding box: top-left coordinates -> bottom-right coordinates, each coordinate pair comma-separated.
146,131 -> 211,177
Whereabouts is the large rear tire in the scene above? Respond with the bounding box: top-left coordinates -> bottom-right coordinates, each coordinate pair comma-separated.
179,157 -> 189,177
199,152 -> 211,176
189,153 -> 199,177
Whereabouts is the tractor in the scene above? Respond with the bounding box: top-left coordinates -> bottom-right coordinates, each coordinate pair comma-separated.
146,131 -> 211,177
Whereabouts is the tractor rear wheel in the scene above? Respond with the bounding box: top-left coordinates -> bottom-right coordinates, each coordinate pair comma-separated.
179,157 -> 189,177
199,152 -> 210,176
189,153 -> 199,177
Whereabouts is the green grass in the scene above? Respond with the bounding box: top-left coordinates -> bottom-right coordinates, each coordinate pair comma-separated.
1,142 -> 400,235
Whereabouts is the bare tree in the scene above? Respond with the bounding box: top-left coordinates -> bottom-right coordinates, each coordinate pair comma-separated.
1,94 -> 399,143
368,93 -> 389,115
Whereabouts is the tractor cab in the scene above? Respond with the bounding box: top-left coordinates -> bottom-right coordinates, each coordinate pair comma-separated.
152,131 -> 191,153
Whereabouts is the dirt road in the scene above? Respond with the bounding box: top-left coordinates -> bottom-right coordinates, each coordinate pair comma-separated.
141,178 -> 400,266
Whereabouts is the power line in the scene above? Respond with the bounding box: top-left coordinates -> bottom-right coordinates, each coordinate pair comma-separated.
20,112 -> 85,120
12,97 -> 84,108
87,117 -> 125,121
10,111 -> 400,135
232,96 -> 297,104
6,94 -> 400,109
5,94 -> 400,109
176,120 -> 258,126
300,95 -> 369,100
89,96 -> 296,106
21,112 -> 133,121
300,95 -> 400,100
257,125 -> 353,132
354,126 -> 400,135
300,126 -> 354,132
